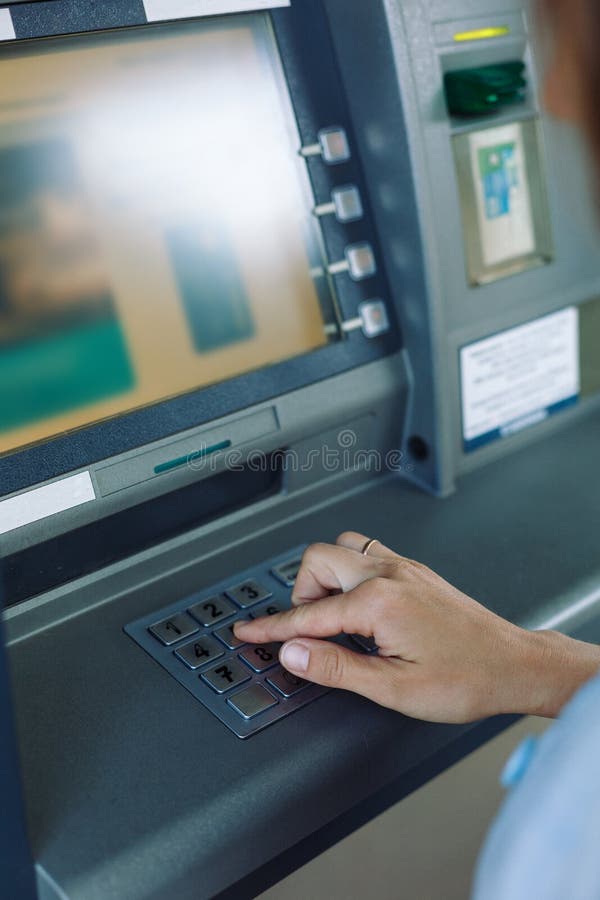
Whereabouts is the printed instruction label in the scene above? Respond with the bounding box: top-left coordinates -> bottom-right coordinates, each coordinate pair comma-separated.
461,307 -> 580,452
144,0 -> 289,22
470,122 -> 535,267
0,472 -> 95,536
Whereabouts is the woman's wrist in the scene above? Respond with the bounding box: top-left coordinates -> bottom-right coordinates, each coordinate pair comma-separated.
514,629 -> 600,718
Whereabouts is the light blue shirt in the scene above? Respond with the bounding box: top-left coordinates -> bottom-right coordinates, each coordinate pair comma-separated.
472,671 -> 600,899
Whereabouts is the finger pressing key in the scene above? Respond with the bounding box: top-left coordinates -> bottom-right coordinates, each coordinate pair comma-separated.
233,584 -> 377,645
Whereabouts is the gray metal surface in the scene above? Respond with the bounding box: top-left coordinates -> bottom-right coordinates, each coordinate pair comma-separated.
7,408 -> 600,900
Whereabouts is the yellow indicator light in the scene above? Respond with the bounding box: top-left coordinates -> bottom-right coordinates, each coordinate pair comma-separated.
454,26 -> 511,43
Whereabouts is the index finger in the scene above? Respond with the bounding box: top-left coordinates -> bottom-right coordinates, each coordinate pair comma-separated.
234,581 -> 378,644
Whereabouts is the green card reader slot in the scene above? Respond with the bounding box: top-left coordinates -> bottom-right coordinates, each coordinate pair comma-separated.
444,61 -> 527,117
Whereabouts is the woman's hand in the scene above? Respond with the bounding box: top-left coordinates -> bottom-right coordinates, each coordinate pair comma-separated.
234,532 -> 600,723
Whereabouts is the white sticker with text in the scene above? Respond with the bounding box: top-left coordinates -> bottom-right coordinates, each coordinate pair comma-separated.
461,307 -> 580,450
0,472 -> 96,536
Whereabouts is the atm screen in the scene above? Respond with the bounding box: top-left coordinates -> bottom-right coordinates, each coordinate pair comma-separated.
0,15 -> 337,457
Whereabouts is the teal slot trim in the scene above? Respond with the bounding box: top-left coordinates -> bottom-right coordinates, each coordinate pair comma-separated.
154,440 -> 232,475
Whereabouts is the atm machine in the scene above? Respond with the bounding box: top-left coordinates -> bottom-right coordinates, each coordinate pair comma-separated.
2,0 -> 600,897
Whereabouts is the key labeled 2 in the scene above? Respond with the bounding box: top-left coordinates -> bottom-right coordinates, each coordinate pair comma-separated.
189,595 -> 237,626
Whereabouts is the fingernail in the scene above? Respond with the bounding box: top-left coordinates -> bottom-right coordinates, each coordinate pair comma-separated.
281,642 -> 310,673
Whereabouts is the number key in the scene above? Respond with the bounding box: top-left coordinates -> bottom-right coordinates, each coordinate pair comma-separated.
227,684 -> 278,720
148,613 -> 198,646
239,642 -> 281,673
175,635 -> 224,669
225,579 -> 271,609
256,601 -> 285,617
188,595 -> 237,627
201,659 -> 251,694
267,666 -> 310,698
214,618 -> 252,650
271,557 -> 303,588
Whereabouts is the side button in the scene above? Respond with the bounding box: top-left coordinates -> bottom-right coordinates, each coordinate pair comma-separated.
359,300 -> 390,338
300,127 -> 351,165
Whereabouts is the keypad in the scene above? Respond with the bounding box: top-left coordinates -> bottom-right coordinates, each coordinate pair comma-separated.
124,545 -> 376,739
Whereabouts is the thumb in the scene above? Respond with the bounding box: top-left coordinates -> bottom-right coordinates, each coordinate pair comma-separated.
279,639 -> 398,705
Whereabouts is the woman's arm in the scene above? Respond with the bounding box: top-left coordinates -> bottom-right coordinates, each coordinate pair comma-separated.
234,532 -> 600,723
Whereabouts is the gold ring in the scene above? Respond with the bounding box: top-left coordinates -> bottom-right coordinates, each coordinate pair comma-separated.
361,538 -> 380,557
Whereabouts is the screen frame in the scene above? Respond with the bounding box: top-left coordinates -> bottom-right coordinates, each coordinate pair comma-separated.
0,0 -> 400,498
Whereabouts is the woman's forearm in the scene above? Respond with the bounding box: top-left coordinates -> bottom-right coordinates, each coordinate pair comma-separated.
516,630 -> 600,718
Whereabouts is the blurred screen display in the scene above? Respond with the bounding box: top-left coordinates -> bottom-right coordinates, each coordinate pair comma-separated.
0,15 -> 337,456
